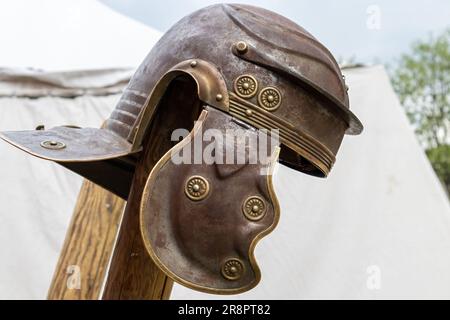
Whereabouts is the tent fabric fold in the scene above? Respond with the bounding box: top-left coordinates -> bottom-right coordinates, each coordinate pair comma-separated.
0,68 -> 134,97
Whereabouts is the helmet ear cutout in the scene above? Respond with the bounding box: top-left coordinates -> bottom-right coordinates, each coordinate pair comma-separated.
130,60 -> 230,151
134,74 -> 204,152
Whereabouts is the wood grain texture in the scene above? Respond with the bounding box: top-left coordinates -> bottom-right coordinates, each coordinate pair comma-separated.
47,180 -> 126,300
101,79 -> 201,300
101,130 -> 174,300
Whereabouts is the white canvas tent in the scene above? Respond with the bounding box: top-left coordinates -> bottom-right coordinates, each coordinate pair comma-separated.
0,0 -> 161,71
0,0 -> 161,299
1,1 -> 449,300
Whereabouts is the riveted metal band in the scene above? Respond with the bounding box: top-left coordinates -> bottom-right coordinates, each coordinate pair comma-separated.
229,92 -> 335,175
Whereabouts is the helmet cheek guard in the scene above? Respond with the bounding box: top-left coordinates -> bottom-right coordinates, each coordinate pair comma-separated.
140,108 -> 281,294
1,3 -> 362,294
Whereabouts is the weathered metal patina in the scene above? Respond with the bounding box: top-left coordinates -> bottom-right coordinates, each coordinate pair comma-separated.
1,4 -> 362,295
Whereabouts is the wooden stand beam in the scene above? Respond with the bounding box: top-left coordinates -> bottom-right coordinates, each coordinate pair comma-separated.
47,179 -> 173,300
47,104 -> 189,299
47,180 -> 126,300
101,134 -> 174,300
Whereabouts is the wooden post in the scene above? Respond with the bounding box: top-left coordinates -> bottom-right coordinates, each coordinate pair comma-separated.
47,178 -> 173,300
100,182 -> 174,300
101,128 -> 174,300
47,180 -> 126,300
99,90 -> 195,300
47,99 -> 192,299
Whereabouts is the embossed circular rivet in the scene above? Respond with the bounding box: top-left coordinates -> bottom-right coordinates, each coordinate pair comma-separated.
221,259 -> 244,281
258,87 -> 282,111
242,196 -> 266,221
234,75 -> 258,99
216,94 -> 223,102
235,41 -> 248,54
40,140 -> 66,150
185,176 -> 210,201
190,60 -> 198,68
245,109 -> 253,117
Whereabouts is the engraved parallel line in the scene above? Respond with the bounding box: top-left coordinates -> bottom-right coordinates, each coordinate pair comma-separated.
106,118 -> 132,129
120,99 -> 143,109
231,107 -> 332,168
229,93 -> 335,163
229,101 -> 334,167
124,89 -> 148,99
228,94 -> 335,160
112,109 -> 138,119
234,109 -> 333,168
229,97 -> 334,164
109,110 -> 138,128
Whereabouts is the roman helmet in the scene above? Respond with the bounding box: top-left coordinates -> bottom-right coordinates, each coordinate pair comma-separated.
1,4 -> 362,294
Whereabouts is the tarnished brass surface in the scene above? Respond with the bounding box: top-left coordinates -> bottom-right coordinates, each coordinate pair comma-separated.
229,92 -> 335,175
221,259 -> 245,281
234,75 -> 258,99
243,196 -> 267,221
140,108 -> 280,294
129,59 -> 229,151
115,3 -> 362,176
0,3 -> 364,295
0,3 -> 363,182
0,127 -> 133,163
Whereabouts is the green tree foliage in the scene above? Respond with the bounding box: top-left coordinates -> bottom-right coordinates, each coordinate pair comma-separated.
391,29 -> 450,196
426,145 -> 450,195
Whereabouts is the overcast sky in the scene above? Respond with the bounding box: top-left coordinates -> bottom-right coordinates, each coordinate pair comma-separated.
100,0 -> 450,65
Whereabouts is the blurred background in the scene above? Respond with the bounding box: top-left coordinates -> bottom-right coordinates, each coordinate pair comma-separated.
0,0 -> 449,299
